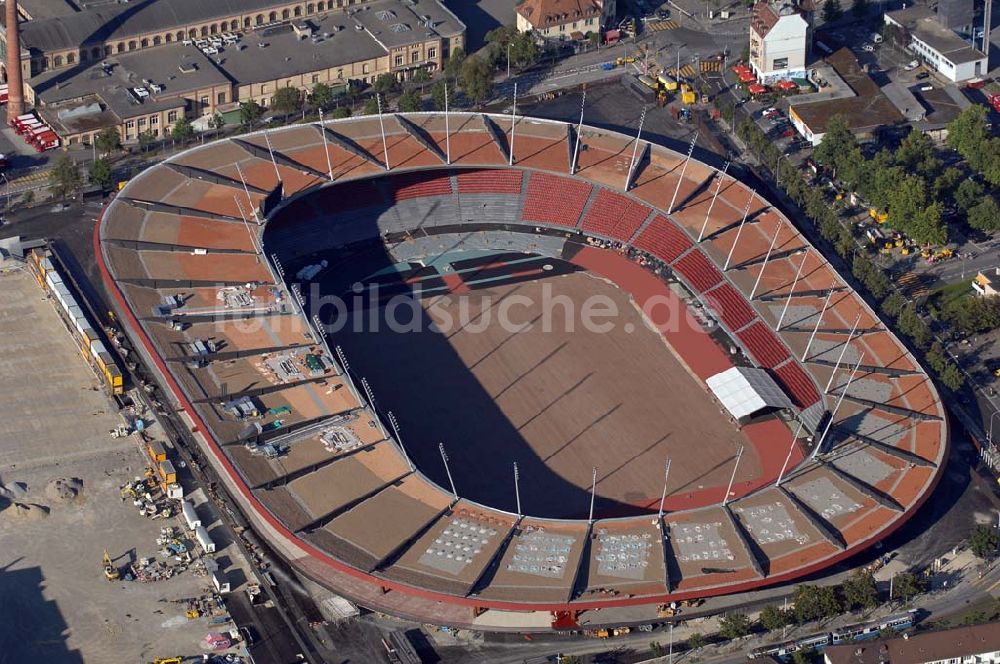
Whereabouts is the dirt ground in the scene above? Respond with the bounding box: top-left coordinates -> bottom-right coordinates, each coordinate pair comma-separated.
0,268 -> 220,663
331,269 -> 757,519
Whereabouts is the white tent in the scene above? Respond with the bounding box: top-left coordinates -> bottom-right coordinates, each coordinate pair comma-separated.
706,366 -> 793,420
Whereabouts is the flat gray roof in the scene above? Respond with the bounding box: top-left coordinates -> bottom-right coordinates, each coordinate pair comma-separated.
32,43 -> 230,124
17,0 -> 79,20
887,6 -> 986,65
351,0 -> 464,49
219,14 -> 386,85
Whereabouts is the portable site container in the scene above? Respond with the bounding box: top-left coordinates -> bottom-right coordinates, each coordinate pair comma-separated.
212,570 -> 231,594
95,350 -> 111,374
182,501 -> 201,529
45,270 -> 62,289
147,440 -> 167,463
158,459 -> 177,485
40,256 -> 53,274
106,364 -> 124,395
89,340 -> 106,361
195,525 -> 216,553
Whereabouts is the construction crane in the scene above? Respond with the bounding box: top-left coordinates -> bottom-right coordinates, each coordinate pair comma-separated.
102,550 -> 119,581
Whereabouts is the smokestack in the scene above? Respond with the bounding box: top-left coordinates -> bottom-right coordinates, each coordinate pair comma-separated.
5,0 -> 24,119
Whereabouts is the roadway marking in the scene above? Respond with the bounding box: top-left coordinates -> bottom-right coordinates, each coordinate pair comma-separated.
646,20 -> 679,31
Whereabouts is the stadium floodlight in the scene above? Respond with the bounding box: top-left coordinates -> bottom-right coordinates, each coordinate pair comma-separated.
812,352 -> 865,460
513,462 -> 522,517
588,467 -> 597,524
723,188 -> 755,271
334,344 -> 350,374
625,107 -> 646,191
776,251 -> 808,331
439,443 -> 458,500
444,81 -> 451,165
775,420 -> 804,487
824,313 -> 862,393
233,196 -> 261,260
721,445 -> 745,507
570,90 -> 586,175
376,93 -> 390,171
318,108 -> 334,182
386,410 -> 414,471
657,458 -> 672,519
697,161 -> 729,243
509,83 -> 517,166
667,131 -> 698,215
803,291 -> 833,361
234,162 -> 260,223
263,129 -> 282,184
749,220 -> 782,300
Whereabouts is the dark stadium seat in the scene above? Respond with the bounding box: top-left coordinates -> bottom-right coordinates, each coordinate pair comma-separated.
704,283 -> 756,331
312,179 -> 385,211
672,249 -> 723,293
521,172 -> 591,227
632,215 -> 693,264
736,321 -> 791,369
581,189 -> 651,241
773,361 -> 821,407
456,169 -> 523,194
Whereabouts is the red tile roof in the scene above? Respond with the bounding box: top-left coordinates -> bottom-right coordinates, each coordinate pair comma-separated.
517,0 -> 602,28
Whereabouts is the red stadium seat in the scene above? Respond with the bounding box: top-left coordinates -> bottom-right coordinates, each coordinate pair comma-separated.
672,249 -> 723,293
736,321 -> 791,369
391,172 -> 453,201
456,169 -> 523,194
633,215 -> 693,264
773,361 -> 821,408
704,283 -> 756,331
581,189 -> 651,241
521,172 -> 591,227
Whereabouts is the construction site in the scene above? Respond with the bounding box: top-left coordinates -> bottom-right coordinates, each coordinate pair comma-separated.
0,261 -> 259,663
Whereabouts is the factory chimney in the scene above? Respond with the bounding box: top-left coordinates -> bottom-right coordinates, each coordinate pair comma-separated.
5,0 -> 24,119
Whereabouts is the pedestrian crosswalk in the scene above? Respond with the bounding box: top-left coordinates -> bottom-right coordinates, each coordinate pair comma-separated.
668,64 -> 696,79
646,19 -> 679,32
700,60 -> 723,73
898,271 -> 930,299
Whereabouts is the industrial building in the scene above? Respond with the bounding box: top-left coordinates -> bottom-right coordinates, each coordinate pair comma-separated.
748,0 -> 813,83
0,0 -> 464,144
884,5 -> 987,83
823,622 -> 1000,664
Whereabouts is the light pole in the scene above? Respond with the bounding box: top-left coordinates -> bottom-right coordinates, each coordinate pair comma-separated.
989,410 -> 1000,445
507,42 -> 512,79
0,172 -> 9,210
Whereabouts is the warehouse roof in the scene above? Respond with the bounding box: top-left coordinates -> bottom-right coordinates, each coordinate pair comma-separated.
351,0 -> 465,49
887,6 -> 987,65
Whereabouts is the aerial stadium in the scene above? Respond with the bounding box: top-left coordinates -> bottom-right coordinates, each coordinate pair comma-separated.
96,111 -> 948,629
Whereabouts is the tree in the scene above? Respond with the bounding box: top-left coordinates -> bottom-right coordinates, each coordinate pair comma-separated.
310,82 -> 335,109
895,130 -> 934,173
968,197 -> 1000,232
363,96 -> 381,115
649,641 -> 665,657
88,157 -> 113,189
461,55 -> 493,104
718,613 -> 752,639
760,605 -> 791,631
821,0 -> 843,22
970,524 -> 1000,560
137,129 -> 157,152
813,116 -> 855,169
792,649 -> 819,664
95,126 -> 122,155
955,178 -> 985,212
431,79 -> 455,111
373,73 -> 398,94
49,154 -> 82,199
687,633 -> 707,649
171,117 -> 195,141
272,86 -> 303,115
932,166 -> 963,202
444,47 -> 466,81
329,106 -> 352,119
793,584 -> 841,623
411,67 -> 431,85
239,100 -> 264,129
21,190 -> 35,206
890,572 -> 925,602
397,88 -> 422,113
208,112 -> 226,135
841,572 -> 879,611
852,0 -> 869,17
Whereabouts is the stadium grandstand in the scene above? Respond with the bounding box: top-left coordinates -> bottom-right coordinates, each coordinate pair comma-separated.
96,112 -> 948,630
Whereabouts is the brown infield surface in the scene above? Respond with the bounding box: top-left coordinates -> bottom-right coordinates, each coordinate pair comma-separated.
330,269 -> 760,519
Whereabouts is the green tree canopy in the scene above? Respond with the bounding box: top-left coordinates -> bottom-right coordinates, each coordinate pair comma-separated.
687,633 -> 707,649
272,86 -> 303,115
239,101 -> 264,129
444,47 -> 466,81
328,106 -> 352,119
95,126 -> 122,155
822,0 -> 843,22
955,178 -> 984,212
373,73 -> 398,94
891,572 -> 925,601
947,105 -> 989,159
49,154 -> 82,199
208,112 -> 226,134
793,584 -> 841,623
970,524 -> 1000,560
411,67 -> 431,85
968,197 -> 1000,232
813,115 -> 855,169
363,96 -> 381,115
397,88 -> 422,113
718,613 -> 753,639
88,157 -> 113,189
170,117 -> 195,141
431,79 -> 455,111
310,82 -> 335,109
895,129 -> 935,173
461,55 -> 494,104
137,130 -> 157,152
760,605 -> 791,630
841,572 -> 879,611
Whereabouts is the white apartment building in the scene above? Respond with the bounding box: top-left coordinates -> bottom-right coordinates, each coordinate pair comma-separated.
885,6 -> 988,82
515,0 -> 612,40
749,0 -> 811,82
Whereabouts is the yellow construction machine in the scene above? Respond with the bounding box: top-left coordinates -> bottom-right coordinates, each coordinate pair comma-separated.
103,550 -> 119,581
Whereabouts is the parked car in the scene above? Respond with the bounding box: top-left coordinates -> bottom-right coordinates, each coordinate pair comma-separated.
916,71 -> 930,80
903,60 -> 919,71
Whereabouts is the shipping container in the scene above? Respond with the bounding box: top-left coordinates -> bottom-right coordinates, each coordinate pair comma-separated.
195,525 -> 216,553
182,501 -> 201,529
147,440 -> 167,463
212,570 -> 231,594
90,340 -> 106,360
158,459 -> 177,484
105,365 -> 124,394
96,350 -> 111,374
